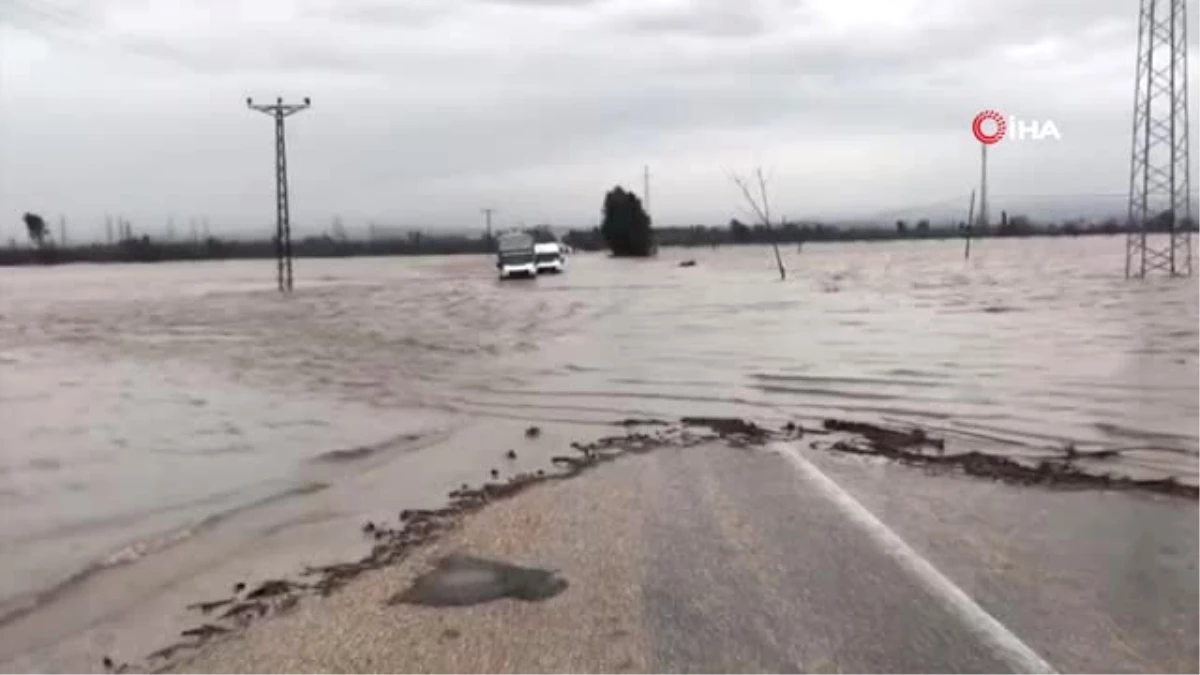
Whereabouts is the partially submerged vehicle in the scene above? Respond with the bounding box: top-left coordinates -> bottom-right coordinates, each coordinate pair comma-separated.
496,231 -> 537,279
533,241 -> 566,274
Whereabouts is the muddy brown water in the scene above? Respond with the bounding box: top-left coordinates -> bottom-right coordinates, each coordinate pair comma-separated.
0,236 -> 1195,669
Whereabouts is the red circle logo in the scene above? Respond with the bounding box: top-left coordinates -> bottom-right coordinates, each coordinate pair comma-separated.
972,110 -> 1006,144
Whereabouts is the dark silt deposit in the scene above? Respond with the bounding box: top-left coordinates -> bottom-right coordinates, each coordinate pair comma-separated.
388,553 -> 568,607
817,418 -> 1200,499
680,416 -> 770,439
127,416 -> 1196,672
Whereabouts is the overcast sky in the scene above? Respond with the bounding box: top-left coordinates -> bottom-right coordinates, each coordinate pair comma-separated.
1,0 -> 1198,240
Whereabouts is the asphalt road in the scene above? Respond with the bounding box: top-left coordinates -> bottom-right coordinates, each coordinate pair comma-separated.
166,435 -> 1198,674
636,444 -> 1044,673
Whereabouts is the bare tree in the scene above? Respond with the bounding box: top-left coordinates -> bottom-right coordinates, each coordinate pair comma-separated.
728,167 -> 786,280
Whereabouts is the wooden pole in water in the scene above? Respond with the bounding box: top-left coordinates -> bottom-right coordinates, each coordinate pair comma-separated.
965,189 -> 976,260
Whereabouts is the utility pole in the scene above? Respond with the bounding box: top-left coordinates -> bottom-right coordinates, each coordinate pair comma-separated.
965,189 -> 976,260
978,143 -> 989,232
481,208 -> 495,249
58,215 -> 66,247
247,96 -> 311,292
105,215 -> 113,245
643,165 -> 651,215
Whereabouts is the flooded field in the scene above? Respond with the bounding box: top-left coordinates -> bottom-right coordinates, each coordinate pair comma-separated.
0,236 -> 1196,668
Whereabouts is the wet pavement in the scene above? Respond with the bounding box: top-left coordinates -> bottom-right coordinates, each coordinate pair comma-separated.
636,443 -> 1195,673
639,447 -> 1021,672
164,433 -> 1198,674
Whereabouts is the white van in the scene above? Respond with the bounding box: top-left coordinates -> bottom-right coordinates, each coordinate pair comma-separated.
533,241 -> 566,274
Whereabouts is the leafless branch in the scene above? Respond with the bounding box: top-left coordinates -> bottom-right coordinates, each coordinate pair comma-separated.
756,167 -> 772,227
726,166 -> 787,280
727,169 -> 770,227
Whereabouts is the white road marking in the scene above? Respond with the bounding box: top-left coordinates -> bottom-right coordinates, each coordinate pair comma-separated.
773,443 -> 1057,674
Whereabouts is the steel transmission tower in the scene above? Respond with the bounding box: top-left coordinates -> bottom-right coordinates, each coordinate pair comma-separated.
1125,0 -> 1192,278
247,96 -> 311,292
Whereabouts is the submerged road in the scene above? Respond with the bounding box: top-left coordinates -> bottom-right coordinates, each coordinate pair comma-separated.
171,436 -> 1199,674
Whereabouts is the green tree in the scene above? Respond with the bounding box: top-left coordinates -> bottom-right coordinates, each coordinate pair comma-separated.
600,186 -> 655,256
23,212 -> 47,248
729,218 -> 751,243
529,225 -> 558,243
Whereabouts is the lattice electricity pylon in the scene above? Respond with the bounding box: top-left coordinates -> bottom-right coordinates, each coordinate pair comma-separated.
248,96 -> 311,292
1126,0 -> 1192,278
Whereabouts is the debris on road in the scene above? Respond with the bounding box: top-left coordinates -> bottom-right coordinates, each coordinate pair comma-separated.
388,553 -> 567,607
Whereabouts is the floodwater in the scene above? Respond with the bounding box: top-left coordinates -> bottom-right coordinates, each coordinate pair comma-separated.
454,238 -> 1197,460
0,236 -> 1196,668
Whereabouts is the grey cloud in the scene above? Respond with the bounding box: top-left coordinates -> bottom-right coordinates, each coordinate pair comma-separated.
475,0 -> 605,5
619,9 -> 768,38
618,3 -> 769,38
288,68 -> 1088,203
304,0 -> 463,27
1,0 -> 215,73
202,39 -> 385,78
0,0 -> 1194,235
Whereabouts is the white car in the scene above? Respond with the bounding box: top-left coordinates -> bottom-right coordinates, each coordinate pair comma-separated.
533,242 -> 566,274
